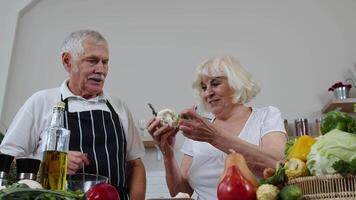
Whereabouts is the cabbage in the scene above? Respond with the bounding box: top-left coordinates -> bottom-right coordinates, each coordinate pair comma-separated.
307,129 -> 356,175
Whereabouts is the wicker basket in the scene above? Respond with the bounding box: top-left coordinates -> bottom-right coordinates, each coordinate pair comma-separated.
287,174 -> 356,200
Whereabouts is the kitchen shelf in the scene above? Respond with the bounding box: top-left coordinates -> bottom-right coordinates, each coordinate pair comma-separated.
142,136 -> 156,148
322,98 -> 356,113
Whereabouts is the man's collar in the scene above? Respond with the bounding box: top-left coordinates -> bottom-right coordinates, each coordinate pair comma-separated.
60,79 -> 107,102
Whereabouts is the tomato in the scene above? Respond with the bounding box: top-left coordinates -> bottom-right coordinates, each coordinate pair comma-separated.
86,183 -> 119,200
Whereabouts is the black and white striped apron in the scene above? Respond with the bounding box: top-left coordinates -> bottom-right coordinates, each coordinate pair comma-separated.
62,96 -> 128,200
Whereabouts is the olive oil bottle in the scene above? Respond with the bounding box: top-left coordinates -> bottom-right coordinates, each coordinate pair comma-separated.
40,102 -> 70,191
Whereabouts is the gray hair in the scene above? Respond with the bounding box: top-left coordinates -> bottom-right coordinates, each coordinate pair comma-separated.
192,56 -> 261,105
60,30 -> 107,59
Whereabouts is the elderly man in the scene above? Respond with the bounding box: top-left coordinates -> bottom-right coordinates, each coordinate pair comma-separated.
0,30 -> 146,199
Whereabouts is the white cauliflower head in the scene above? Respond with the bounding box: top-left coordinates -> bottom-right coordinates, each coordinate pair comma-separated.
173,192 -> 190,198
157,109 -> 180,127
256,184 -> 279,200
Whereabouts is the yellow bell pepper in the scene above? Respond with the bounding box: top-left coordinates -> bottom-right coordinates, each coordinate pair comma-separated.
287,135 -> 316,161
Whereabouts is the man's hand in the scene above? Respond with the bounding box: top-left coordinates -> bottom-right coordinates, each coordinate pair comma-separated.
67,151 -> 90,175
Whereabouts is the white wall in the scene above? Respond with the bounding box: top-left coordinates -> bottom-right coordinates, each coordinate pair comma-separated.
0,0 -> 32,131
1,0 -> 356,173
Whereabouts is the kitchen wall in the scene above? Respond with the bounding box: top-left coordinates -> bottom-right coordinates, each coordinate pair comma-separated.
1,0 -> 356,196
0,0 -> 32,131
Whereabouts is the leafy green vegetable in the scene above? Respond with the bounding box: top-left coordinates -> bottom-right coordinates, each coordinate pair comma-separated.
332,160 -> 350,176
260,164 -> 286,186
320,111 -> 354,134
307,129 -> 356,175
347,119 -> 356,134
284,138 -> 296,157
350,158 -> 356,174
0,183 -> 29,194
332,158 -> 356,176
0,183 -> 84,200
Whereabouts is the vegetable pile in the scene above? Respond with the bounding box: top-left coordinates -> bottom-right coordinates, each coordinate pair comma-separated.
0,179 -> 119,200
258,162 -> 305,200
256,111 -> 356,200
0,179 -> 120,200
257,134 -> 316,200
307,111 -> 356,176
0,182 -> 84,200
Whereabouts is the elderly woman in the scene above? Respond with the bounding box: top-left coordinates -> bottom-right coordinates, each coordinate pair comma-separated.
147,56 -> 287,200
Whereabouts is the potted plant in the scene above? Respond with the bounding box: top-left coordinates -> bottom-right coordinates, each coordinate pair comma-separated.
328,82 -> 352,99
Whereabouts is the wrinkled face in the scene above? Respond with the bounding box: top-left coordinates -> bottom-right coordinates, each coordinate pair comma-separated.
200,76 -> 235,115
63,38 -> 109,99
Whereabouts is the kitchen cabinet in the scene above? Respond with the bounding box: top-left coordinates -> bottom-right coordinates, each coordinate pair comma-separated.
322,98 -> 356,113
142,136 -> 156,148
142,136 -> 162,160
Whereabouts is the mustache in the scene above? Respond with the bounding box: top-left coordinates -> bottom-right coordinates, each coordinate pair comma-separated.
88,74 -> 105,81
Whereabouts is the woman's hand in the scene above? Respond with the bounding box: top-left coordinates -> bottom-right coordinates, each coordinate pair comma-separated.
147,117 -> 178,158
178,108 -> 218,143
67,151 -> 90,175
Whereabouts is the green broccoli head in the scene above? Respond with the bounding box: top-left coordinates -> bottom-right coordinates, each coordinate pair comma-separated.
320,111 -> 353,134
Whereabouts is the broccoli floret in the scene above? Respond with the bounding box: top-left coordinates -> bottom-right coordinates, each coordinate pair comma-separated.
320,111 -> 353,134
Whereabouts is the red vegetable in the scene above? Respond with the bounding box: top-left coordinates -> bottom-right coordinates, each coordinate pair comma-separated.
263,167 -> 275,179
86,183 -> 119,200
217,166 -> 256,200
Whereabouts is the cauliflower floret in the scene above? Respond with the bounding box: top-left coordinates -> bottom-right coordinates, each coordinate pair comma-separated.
173,192 -> 190,198
157,109 -> 180,127
256,184 -> 279,200
284,158 -> 309,180
17,179 -> 43,189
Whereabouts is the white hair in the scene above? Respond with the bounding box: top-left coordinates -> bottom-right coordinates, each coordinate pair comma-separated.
192,56 -> 261,106
60,30 -> 107,59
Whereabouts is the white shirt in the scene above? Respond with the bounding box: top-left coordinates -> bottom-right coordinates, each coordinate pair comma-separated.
181,106 -> 286,200
0,80 -> 145,161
